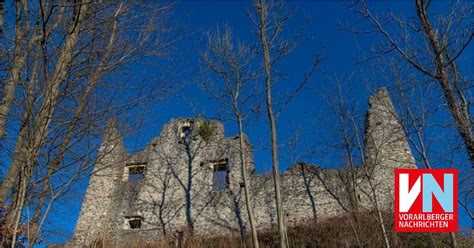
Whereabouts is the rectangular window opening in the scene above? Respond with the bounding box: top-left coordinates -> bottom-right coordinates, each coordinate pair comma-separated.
125,215 -> 143,229
126,163 -> 146,181
211,159 -> 229,192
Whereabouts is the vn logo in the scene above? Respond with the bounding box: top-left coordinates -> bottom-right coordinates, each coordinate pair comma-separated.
394,169 -> 458,232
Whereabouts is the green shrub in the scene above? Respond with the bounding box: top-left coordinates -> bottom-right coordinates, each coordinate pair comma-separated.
198,121 -> 215,142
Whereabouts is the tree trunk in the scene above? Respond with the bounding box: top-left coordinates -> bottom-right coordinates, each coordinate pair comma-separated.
9,167 -> 29,248
256,2 -> 287,246
237,115 -> 260,248
0,0 -> 88,214
449,232 -> 458,248
0,0 -> 38,139
364,166 -> 391,248
415,0 -> 474,167
30,2 -> 122,233
415,3 -> 468,245
0,111 -> 29,208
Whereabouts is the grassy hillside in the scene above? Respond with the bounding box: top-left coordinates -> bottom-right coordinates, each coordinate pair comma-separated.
89,212 -> 473,248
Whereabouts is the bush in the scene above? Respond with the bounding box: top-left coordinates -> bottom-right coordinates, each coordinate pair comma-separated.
198,121 -> 215,142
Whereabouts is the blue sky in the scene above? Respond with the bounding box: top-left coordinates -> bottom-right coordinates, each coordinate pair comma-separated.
39,1 -> 473,245
126,0 -> 375,170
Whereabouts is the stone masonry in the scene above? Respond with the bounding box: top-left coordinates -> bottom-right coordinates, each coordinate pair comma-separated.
71,88 -> 417,245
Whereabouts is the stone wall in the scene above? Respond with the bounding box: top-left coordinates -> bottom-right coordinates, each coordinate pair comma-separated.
71,88 -> 416,246
73,119 -> 127,244
362,87 -> 417,209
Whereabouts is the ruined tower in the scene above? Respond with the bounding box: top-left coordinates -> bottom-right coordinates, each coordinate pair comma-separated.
363,87 -> 417,208
73,119 -> 127,244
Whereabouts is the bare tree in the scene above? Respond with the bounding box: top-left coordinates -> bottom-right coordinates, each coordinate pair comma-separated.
252,1 -> 287,244
0,1 -> 178,246
201,26 -> 261,247
350,1 -> 473,245
314,78 -> 425,247
375,56 -> 472,247
315,79 -> 366,246
354,0 -> 473,166
251,1 -> 321,246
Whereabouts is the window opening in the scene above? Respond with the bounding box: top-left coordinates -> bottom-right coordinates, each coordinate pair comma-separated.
211,159 -> 229,191
181,126 -> 191,137
126,163 -> 146,181
125,215 -> 143,229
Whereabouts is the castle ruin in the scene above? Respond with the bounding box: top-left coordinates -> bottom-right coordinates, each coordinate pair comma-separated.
71,88 -> 417,245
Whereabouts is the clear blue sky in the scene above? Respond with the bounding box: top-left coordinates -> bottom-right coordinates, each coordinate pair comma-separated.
127,0 -> 377,171
42,1 -> 472,246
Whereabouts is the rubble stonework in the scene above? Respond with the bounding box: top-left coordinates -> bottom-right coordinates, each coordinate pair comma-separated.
362,87 -> 417,209
71,88 -> 417,245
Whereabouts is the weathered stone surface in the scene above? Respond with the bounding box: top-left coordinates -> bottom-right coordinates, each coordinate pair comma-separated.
70,88 -> 416,246
362,87 -> 417,209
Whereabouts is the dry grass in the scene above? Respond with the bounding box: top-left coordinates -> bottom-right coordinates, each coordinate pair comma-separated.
89,212 -> 473,248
